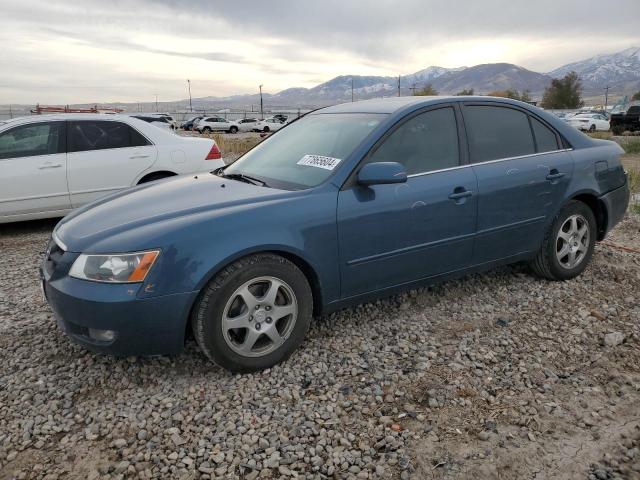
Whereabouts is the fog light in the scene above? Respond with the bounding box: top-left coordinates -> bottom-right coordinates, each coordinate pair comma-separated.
88,328 -> 116,342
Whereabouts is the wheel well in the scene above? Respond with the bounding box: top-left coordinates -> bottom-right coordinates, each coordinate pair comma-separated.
184,250 -> 324,344
572,193 -> 607,240
271,250 -> 323,316
137,171 -> 177,184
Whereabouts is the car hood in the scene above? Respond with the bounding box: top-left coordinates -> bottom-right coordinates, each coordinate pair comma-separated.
55,173 -> 294,252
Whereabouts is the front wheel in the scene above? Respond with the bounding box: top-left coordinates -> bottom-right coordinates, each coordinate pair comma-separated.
202,127 -> 212,134
589,124 -> 596,132
229,126 -> 238,134
263,126 -> 270,133
191,254 -> 312,372
530,200 -> 596,280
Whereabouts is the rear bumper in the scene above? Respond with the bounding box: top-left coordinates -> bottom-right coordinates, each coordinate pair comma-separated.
43,273 -> 198,356
600,179 -> 630,236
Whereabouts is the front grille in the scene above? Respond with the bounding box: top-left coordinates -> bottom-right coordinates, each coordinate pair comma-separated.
44,237 -> 65,277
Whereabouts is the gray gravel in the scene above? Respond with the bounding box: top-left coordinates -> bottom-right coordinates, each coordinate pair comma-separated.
1,214 -> 639,480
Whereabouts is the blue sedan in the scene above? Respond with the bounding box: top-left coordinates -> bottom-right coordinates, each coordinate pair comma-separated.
42,96 -> 630,372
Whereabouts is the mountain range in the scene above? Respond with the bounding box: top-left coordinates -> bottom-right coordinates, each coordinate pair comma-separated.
190,46 -> 640,109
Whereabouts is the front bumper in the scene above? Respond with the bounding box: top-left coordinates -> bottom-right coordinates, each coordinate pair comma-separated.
600,179 -> 630,236
41,253 -> 198,356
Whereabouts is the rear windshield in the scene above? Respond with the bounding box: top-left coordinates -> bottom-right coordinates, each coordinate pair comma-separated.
224,113 -> 386,189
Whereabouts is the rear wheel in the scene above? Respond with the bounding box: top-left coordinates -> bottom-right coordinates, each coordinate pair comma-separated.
263,126 -> 270,133
229,126 -> 238,134
192,254 -> 312,372
203,127 -> 212,134
589,124 -> 596,132
530,200 -> 596,280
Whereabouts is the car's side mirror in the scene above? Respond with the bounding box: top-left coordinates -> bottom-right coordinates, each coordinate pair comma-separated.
357,162 -> 407,186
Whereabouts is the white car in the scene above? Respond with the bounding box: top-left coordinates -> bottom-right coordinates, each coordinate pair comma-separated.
0,114 -> 224,223
253,118 -> 286,133
195,116 -> 239,134
236,118 -> 260,132
567,113 -> 610,132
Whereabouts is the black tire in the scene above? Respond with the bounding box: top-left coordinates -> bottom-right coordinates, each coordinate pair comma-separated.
589,124 -> 596,132
229,126 -> 238,134
530,200 -> 596,281
203,127 -> 212,134
137,172 -> 175,184
263,126 -> 270,133
191,254 -> 312,372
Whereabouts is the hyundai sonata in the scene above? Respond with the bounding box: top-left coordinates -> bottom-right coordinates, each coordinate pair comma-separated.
41,97 -> 629,372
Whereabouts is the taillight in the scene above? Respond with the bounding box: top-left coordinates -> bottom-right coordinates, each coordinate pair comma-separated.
206,143 -> 222,160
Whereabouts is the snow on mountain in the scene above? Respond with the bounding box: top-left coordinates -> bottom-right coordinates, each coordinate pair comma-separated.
547,47 -> 640,92
185,47 -> 639,108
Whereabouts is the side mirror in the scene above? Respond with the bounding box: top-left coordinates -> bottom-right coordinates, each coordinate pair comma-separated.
357,162 -> 407,186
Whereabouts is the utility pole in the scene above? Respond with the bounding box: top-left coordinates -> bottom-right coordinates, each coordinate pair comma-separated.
259,84 -> 264,120
187,80 -> 193,112
9,104 -> 12,119
351,78 -> 354,102
604,85 -> 610,113
397,76 -> 401,97
154,94 -> 158,112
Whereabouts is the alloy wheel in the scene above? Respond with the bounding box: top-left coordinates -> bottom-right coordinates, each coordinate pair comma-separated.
556,214 -> 589,269
221,276 -> 298,357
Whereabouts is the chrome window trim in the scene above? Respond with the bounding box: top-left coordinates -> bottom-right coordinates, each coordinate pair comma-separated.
406,148 -> 574,178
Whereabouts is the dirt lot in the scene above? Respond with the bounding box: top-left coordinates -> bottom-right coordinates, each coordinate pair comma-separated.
1,214 -> 639,479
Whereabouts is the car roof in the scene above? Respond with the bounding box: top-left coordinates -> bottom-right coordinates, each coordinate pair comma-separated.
0,113 -> 196,145
316,95 -> 544,114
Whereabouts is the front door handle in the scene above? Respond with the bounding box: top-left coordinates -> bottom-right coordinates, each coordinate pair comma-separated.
38,163 -> 63,169
546,170 -> 566,181
448,188 -> 473,201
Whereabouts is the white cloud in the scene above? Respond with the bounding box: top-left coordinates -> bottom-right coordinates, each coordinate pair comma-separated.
0,0 -> 638,103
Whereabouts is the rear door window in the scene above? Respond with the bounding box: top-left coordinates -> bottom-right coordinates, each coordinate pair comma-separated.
464,105 -> 535,162
68,121 -> 149,152
530,117 -> 559,153
0,122 -> 65,159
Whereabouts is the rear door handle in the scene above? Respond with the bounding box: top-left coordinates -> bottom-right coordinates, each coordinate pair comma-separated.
130,154 -> 150,159
38,163 -> 63,169
546,170 -> 566,181
448,189 -> 473,200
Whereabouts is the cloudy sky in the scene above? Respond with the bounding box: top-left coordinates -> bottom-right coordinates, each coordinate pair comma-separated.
1,0 -> 638,104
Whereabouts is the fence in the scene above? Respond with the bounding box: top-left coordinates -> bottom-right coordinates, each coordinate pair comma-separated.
0,107 -> 313,123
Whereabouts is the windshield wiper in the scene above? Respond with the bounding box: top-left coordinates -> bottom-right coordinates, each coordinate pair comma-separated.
218,171 -> 267,187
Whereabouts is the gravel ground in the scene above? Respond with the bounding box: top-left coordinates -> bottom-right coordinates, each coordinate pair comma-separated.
0,212 -> 639,480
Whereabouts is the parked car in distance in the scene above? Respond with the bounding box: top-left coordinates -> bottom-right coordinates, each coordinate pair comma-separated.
132,113 -> 178,129
610,104 -> 640,134
131,115 -> 174,131
196,117 -> 239,134
253,117 -> 286,133
42,97 -> 629,372
0,114 -> 224,223
272,114 -> 288,123
181,116 -> 204,131
236,118 -> 260,132
567,113 -> 610,132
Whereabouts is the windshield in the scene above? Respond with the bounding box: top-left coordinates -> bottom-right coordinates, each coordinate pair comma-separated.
223,113 -> 386,189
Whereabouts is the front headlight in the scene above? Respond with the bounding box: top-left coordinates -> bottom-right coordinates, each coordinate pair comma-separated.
69,250 -> 160,283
